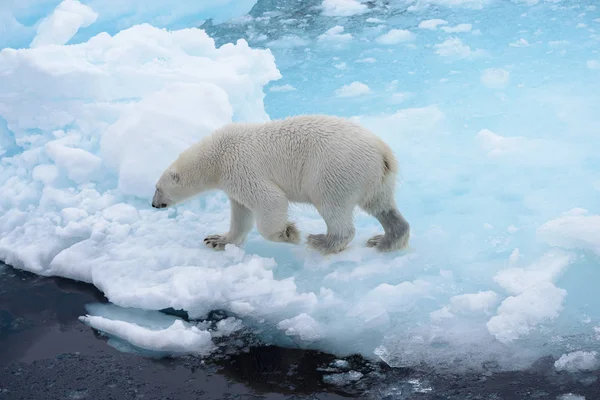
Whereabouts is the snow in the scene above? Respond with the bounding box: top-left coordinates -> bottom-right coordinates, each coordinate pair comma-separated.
2,0 -> 600,376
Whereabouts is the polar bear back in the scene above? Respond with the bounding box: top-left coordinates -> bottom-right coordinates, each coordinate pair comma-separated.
208,115 -> 396,205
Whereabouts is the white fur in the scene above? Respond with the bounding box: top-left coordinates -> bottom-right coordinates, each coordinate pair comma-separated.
152,115 -> 410,254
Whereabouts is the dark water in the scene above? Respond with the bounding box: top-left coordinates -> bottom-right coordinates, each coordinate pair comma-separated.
1,262 -> 599,400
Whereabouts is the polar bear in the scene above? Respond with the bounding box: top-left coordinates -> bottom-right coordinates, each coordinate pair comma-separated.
152,115 -> 410,255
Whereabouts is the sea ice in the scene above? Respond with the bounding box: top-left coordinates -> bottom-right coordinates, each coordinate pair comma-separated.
1,0 -> 600,375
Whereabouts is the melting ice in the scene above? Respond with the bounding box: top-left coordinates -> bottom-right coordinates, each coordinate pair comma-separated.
1,0 -> 600,376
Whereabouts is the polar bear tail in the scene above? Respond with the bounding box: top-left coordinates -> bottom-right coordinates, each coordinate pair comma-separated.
380,141 -> 398,177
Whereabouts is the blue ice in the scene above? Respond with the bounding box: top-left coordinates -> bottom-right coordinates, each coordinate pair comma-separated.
1,0 -> 599,375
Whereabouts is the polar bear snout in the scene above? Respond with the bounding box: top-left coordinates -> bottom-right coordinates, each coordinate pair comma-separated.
151,190 -> 169,209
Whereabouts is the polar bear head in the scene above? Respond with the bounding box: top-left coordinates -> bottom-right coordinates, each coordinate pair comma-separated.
151,138 -> 218,209
152,167 -> 184,209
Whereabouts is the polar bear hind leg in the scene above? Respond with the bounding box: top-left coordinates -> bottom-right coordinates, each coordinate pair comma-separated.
307,202 -> 356,255
252,182 -> 301,245
361,184 -> 410,252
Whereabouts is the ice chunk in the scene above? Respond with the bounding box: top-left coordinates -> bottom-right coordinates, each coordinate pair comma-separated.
448,291 -> 500,314
554,351 -> 599,373
418,19 -> 448,30
211,317 -> 244,338
334,81 -> 371,98
0,23 -> 279,138
375,29 -> 416,45
80,316 -> 215,354
321,0 -> 368,17
510,38 -> 530,48
317,26 -> 353,44
441,23 -> 472,33
332,359 -> 350,369
537,214 -> 600,256
322,371 -> 363,385
435,37 -> 472,58
277,313 -> 323,342
79,304 -> 215,355
101,82 -> 233,197
430,290 -> 500,321
30,0 -> 98,48
487,282 -> 567,343
493,250 -> 575,295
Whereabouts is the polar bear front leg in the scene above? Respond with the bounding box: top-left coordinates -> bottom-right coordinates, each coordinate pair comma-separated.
204,198 -> 254,250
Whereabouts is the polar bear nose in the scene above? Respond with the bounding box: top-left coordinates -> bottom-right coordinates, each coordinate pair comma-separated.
152,202 -> 167,209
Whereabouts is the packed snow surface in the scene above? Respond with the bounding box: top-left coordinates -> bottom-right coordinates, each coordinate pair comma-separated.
2,0 -> 600,373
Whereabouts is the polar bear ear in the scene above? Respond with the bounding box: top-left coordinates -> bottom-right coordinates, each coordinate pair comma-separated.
170,171 -> 180,183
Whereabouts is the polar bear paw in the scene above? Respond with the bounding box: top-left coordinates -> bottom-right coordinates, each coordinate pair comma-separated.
280,222 -> 301,244
366,232 -> 409,252
366,234 -> 384,248
307,233 -> 350,255
203,234 -> 233,250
